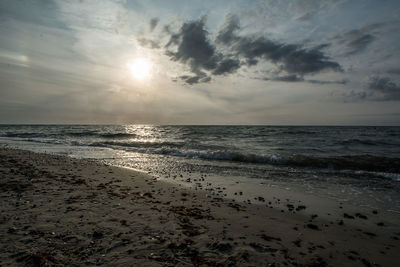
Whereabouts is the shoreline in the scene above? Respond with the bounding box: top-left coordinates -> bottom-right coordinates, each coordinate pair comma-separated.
1,148 -> 399,266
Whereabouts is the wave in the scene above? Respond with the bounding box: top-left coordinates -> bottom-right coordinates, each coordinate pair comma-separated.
347,170 -> 400,182
2,131 -> 137,139
98,133 -> 137,138
285,154 -> 400,173
2,127 -> 399,175
63,131 -> 136,138
84,139 -> 400,173
2,131 -> 99,138
153,149 -> 400,173
2,132 -> 48,138
159,149 -> 286,164
280,130 -> 317,135
374,172 -> 400,181
338,138 -> 393,146
23,138 -> 70,145
166,152 -> 399,174
89,140 -> 184,149
65,131 -> 99,137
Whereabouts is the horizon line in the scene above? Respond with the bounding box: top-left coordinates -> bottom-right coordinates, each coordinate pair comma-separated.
0,123 -> 399,127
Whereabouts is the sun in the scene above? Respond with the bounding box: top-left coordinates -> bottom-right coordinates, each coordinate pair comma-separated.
127,58 -> 153,80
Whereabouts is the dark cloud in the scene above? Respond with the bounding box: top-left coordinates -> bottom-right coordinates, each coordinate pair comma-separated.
165,18 -> 236,84
212,58 -> 241,75
137,38 -> 160,48
160,15 -> 341,84
215,15 -> 240,45
341,32 -> 375,56
217,15 -> 341,75
388,68 -> 400,75
367,76 -> 400,100
344,90 -> 371,101
180,75 -> 200,85
262,75 -> 347,85
313,43 -> 331,50
271,75 -> 304,82
307,79 -> 347,85
150,18 -> 159,32
166,18 -> 220,73
346,34 -> 375,55
296,11 -> 314,22
179,73 -> 211,85
345,76 -> 400,101
332,23 -> 386,56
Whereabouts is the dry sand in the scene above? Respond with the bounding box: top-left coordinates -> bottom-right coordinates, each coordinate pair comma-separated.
0,148 -> 399,266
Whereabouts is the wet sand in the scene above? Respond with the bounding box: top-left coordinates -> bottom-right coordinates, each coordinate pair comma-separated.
0,148 -> 399,266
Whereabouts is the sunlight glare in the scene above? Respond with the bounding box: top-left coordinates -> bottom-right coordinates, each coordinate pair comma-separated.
127,58 -> 152,80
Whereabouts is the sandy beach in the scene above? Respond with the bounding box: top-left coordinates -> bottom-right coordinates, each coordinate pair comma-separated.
0,147 -> 399,266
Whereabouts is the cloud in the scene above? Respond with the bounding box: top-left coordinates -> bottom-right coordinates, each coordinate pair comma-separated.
159,15 -> 341,84
346,33 -> 375,55
367,76 -> 400,100
307,79 -> 347,85
332,23 -> 386,56
166,18 -> 219,72
345,76 -> 400,101
0,52 -> 30,67
217,15 -> 342,75
338,32 -> 375,56
212,58 -> 241,75
165,18 -> 239,83
261,75 -> 347,85
266,75 -> 304,82
296,11 -> 315,22
0,0 -> 64,28
388,68 -> 400,75
179,72 -> 211,85
137,38 -> 160,48
215,14 -> 240,45
150,18 -> 159,32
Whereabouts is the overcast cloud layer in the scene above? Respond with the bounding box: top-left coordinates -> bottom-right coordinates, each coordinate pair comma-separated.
0,0 -> 399,125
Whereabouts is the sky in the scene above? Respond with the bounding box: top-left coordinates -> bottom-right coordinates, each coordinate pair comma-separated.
0,0 -> 400,125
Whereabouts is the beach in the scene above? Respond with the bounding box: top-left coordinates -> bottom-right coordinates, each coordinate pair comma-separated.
1,147 -> 399,266
2,0 -> 400,265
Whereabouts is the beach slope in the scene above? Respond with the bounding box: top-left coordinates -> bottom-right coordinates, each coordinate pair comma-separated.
0,148 -> 398,266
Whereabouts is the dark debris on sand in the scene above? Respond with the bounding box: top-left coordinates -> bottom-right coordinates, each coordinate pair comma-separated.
0,148 -> 399,267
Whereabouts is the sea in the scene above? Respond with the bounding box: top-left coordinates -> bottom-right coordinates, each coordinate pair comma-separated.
1,125 -> 400,214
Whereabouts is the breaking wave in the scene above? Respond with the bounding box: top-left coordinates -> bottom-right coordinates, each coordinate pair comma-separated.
88,140 -> 400,173
1,125 -> 399,177
89,140 -> 184,148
